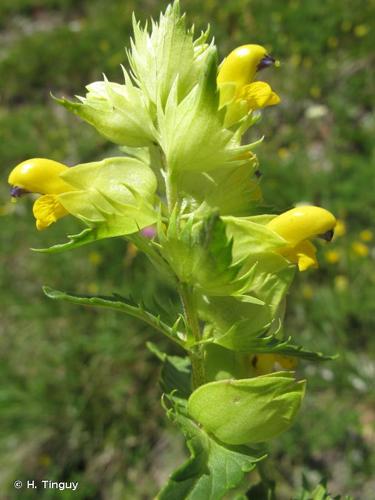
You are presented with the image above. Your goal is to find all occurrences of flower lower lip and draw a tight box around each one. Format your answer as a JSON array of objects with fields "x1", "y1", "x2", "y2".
[
  {"x1": 10, "y1": 186, "x2": 30, "y2": 197},
  {"x1": 257, "y1": 54, "x2": 276, "y2": 71}
]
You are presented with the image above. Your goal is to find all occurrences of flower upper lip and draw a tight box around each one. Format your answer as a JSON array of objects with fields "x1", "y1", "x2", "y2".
[{"x1": 257, "y1": 54, "x2": 276, "y2": 71}]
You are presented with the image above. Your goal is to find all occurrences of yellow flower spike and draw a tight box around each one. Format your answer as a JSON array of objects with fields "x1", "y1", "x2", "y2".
[
  {"x1": 8, "y1": 158, "x2": 75, "y2": 230},
  {"x1": 8, "y1": 158, "x2": 73, "y2": 195},
  {"x1": 267, "y1": 206, "x2": 336, "y2": 271},
  {"x1": 267, "y1": 206, "x2": 336, "y2": 246},
  {"x1": 217, "y1": 44, "x2": 273, "y2": 92}
]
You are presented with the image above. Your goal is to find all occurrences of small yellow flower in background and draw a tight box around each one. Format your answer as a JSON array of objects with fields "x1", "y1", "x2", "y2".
[
  {"x1": 354, "y1": 24, "x2": 369, "y2": 37},
  {"x1": 302, "y1": 57, "x2": 312, "y2": 69},
  {"x1": 277, "y1": 147, "x2": 291, "y2": 160},
  {"x1": 267, "y1": 205, "x2": 337, "y2": 271},
  {"x1": 352, "y1": 241, "x2": 369, "y2": 257},
  {"x1": 333, "y1": 219, "x2": 346, "y2": 238},
  {"x1": 309, "y1": 86, "x2": 321, "y2": 98},
  {"x1": 334, "y1": 275, "x2": 349, "y2": 292},
  {"x1": 88, "y1": 251, "x2": 103, "y2": 266},
  {"x1": 124, "y1": 242, "x2": 138, "y2": 267},
  {"x1": 251, "y1": 353, "x2": 298, "y2": 376},
  {"x1": 0, "y1": 202, "x2": 14, "y2": 216},
  {"x1": 324, "y1": 249, "x2": 341, "y2": 264},
  {"x1": 8, "y1": 158, "x2": 74, "y2": 230},
  {"x1": 99, "y1": 39, "x2": 110, "y2": 52},
  {"x1": 341, "y1": 20, "x2": 352, "y2": 32},
  {"x1": 327, "y1": 36, "x2": 338, "y2": 49},
  {"x1": 301, "y1": 283, "x2": 314, "y2": 300},
  {"x1": 290, "y1": 53, "x2": 301, "y2": 67},
  {"x1": 217, "y1": 44, "x2": 280, "y2": 127},
  {"x1": 38, "y1": 455, "x2": 52, "y2": 467},
  {"x1": 360, "y1": 229, "x2": 373, "y2": 242}
]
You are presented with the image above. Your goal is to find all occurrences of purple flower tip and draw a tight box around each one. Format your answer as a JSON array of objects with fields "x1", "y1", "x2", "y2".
[
  {"x1": 10, "y1": 186, "x2": 30, "y2": 198},
  {"x1": 257, "y1": 54, "x2": 275, "y2": 71},
  {"x1": 141, "y1": 226, "x2": 156, "y2": 239}
]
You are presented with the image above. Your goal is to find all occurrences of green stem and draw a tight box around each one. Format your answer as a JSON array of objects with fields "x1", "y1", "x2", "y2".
[
  {"x1": 179, "y1": 284, "x2": 205, "y2": 389},
  {"x1": 165, "y1": 169, "x2": 177, "y2": 212},
  {"x1": 160, "y1": 147, "x2": 204, "y2": 388}
]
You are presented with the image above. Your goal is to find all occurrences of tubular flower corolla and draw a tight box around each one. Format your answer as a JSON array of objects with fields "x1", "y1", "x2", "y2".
[
  {"x1": 8, "y1": 158, "x2": 74, "y2": 230},
  {"x1": 251, "y1": 353, "x2": 298, "y2": 376},
  {"x1": 217, "y1": 44, "x2": 280, "y2": 126},
  {"x1": 267, "y1": 206, "x2": 337, "y2": 271}
]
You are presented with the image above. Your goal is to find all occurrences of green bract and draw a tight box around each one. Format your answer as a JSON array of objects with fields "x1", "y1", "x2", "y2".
[
  {"x1": 58, "y1": 157, "x2": 157, "y2": 238},
  {"x1": 56, "y1": 76, "x2": 156, "y2": 147},
  {"x1": 128, "y1": 2, "x2": 212, "y2": 107},
  {"x1": 188, "y1": 373, "x2": 306, "y2": 445}
]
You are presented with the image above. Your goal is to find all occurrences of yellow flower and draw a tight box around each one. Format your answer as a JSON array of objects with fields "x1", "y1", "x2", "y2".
[
  {"x1": 88, "y1": 251, "x2": 103, "y2": 266},
  {"x1": 251, "y1": 353, "x2": 298, "y2": 376},
  {"x1": 333, "y1": 219, "x2": 346, "y2": 238},
  {"x1": 354, "y1": 24, "x2": 369, "y2": 37},
  {"x1": 301, "y1": 283, "x2": 314, "y2": 299},
  {"x1": 8, "y1": 158, "x2": 74, "y2": 230},
  {"x1": 360, "y1": 229, "x2": 373, "y2": 242},
  {"x1": 267, "y1": 206, "x2": 337, "y2": 271},
  {"x1": 324, "y1": 249, "x2": 341, "y2": 264},
  {"x1": 217, "y1": 44, "x2": 280, "y2": 126},
  {"x1": 218, "y1": 44, "x2": 271, "y2": 91},
  {"x1": 352, "y1": 241, "x2": 369, "y2": 257},
  {"x1": 334, "y1": 275, "x2": 349, "y2": 292}
]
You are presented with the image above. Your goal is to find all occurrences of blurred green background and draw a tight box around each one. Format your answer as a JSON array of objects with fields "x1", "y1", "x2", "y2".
[{"x1": 0, "y1": 0, "x2": 374, "y2": 498}]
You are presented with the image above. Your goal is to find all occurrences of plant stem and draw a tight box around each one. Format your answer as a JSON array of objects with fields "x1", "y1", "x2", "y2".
[
  {"x1": 160, "y1": 147, "x2": 204, "y2": 388},
  {"x1": 179, "y1": 283, "x2": 205, "y2": 389},
  {"x1": 165, "y1": 170, "x2": 177, "y2": 212}
]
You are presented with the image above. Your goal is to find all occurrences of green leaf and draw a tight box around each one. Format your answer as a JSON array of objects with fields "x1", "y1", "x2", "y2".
[
  {"x1": 32, "y1": 227, "x2": 98, "y2": 253},
  {"x1": 57, "y1": 156, "x2": 158, "y2": 237},
  {"x1": 188, "y1": 373, "x2": 306, "y2": 445},
  {"x1": 43, "y1": 287, "x2": 184, "y2": 347},
  {"x1": 249, "y1": 336, "x2": 337, "y2": 361},
  {"x1": 217, "y1": 331, "x2": 336, "y2": 361},
  {"x1": 158, "y1": 395, "x2": 266, "y2": 500},
  {"x1": 295, "y1": 476, "x2": 350, "y2": 500},
  {"x1": 147, "y1": 341, "x2": 191, "y2": 398},
  {"x1": 55, "y1": 74, "x2": 156, "y2": 147}
]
